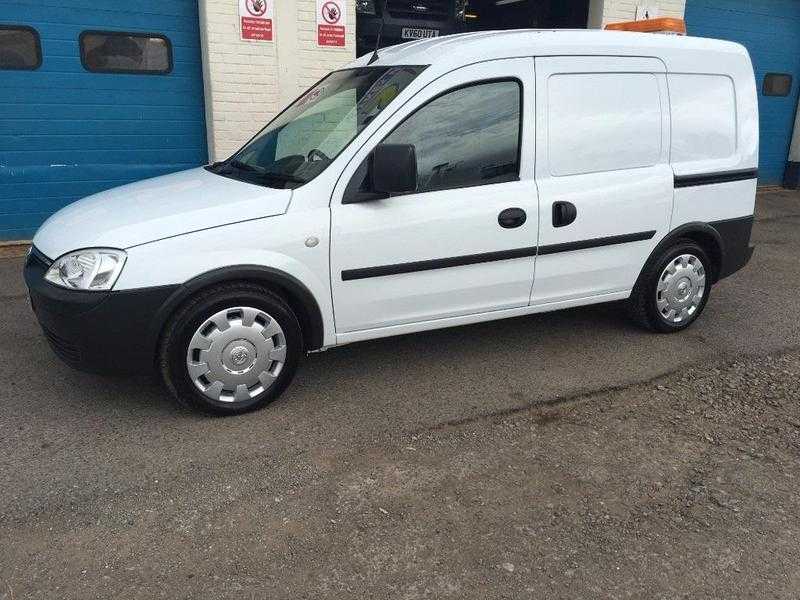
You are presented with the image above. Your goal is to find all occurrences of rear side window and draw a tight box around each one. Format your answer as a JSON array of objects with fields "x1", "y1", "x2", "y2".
[
  {"x1": 80, "y1": 31, "x2": 172, "y2": 74},
  {"x1": 382, "y1": 79, "x2": 522, "y2": 193},
  {"x1": 669, "y1": 74, "x2": 736, "y2": 163},
  {"x1": 547, "y1": 73, "x2": 662, "y2": 176},
  {"x1": 0, "y1": 25, "x2": 41, "y2": 70}
]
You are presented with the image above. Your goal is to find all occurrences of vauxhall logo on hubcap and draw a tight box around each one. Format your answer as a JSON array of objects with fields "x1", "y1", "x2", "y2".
[{"x1": 230, "y1": 346, "x2": 251, "y2": 366}]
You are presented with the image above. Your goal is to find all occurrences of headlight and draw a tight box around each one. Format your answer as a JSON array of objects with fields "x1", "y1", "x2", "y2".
[
  {"x1": 44, "y1": 248, "x2": 127, "y2": 291},
  {"x1": 356, "y1": 0, "x2": 377, "y2": 14}
]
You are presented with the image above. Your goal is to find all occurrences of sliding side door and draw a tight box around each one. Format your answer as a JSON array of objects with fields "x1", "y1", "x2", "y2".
[{"x1": 531, "y1": 56, "x2": 673, "y2": 305}]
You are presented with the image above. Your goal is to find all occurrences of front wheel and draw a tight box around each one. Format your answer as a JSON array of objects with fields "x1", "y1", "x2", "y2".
[
  {"x1": 158, "y1": 283, "x2": 302, "y2": 415},
  {"x1": 628, "y1": 240, "x2": 712, "y2": 333}
]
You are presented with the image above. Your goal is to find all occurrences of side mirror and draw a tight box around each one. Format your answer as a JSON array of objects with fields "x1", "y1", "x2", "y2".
[{"x1": 372, "y1": 143, "x2": 417, "y2": 195}]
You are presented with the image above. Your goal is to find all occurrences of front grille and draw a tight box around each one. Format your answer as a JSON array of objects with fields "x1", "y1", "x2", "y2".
[
  {"x1": 42, "y1": 326, "x2": 82, "y2": 365},
  {"x1": 387, "y1": 0, "x2": 450, "y2": 20}
]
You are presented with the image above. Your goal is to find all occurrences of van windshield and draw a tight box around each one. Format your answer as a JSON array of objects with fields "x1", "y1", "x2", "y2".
[{"x1": 206, "y1": 65, "x2": 426, "y2": 189}]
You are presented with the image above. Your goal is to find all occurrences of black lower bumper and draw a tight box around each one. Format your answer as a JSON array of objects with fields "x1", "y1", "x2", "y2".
[
  {"x1": 24, "y1": 249, "x2": 177, "y2": 374},
  {"x1": 709, "y1": 215, "x2": 755, "y2": 280}
]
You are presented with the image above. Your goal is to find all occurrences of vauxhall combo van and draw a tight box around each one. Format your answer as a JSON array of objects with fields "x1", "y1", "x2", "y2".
[{"x1": 25, "y1": 30, "x2": 758, "y2": 415}]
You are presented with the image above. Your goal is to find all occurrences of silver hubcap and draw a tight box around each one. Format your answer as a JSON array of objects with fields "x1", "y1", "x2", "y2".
[
  {"x1": 656, "y1": 253, "x2": 706, "y2": 324},
  {"x1": 186, "y1": 307, "x2": 287, "y2": 403}
]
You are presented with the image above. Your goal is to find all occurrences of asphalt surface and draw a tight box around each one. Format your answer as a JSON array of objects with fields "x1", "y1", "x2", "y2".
[{"x1": 1, "y1": 190, "x2": 799, "y2": 599}]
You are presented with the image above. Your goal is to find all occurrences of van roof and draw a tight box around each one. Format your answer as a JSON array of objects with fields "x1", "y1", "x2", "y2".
[{"x1": 348, "y1": 29, "x2": 750, "y2": 74}]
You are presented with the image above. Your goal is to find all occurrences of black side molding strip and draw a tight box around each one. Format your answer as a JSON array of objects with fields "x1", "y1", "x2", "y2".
[
  {"x1": 537, "y1": 230, "x2": 656, "y2": 256},
  {"x1": 341, "y1": 230, "x2": 656, "y2": 281},
  {"x1": 674, "y1": 169, "x2": 758, "y2": 188},
  {"x1": 342, "y1": 246, "x2": 538, "y2": 281}
]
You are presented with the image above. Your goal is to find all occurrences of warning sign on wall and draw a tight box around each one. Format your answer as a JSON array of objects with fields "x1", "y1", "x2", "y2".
[
  {"x1": 239, "y1": 0, "x2": 273, "y2": 41},
  {"x1": 317, "y1": 0, "x2": 346, "y2": 47}
]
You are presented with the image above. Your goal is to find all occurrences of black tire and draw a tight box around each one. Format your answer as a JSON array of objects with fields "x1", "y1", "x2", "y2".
[
  {"x1": 158, "y1": 282, "x2": 302, "y2": 415},
  {"x1": 628, "y1": 239, "x2": 713, "y2": 333}
]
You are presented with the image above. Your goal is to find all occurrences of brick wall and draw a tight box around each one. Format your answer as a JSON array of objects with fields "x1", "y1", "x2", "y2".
[
  {"x1": 296, "y1": 0, "x2": 355, "y2": 93},
  {"x1": 199, "y1": 0, "x2": 355, "y2": 161}
]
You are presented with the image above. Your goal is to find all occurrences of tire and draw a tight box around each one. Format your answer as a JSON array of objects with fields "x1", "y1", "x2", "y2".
[
  {"x1": 158, "y1": 282, "x2": 303, "y2": 415},
  {"x1": 628, "y1": 239, "x2": 713, "y2": 333}
]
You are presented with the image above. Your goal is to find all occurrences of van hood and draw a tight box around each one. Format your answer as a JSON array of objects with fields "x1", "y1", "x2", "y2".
[{"x1": 33, "y1": 167, "x2": 292, "y2": 259}]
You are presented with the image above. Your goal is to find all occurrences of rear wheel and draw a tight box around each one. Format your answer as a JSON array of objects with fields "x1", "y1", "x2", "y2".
[
  {"x1": 159, "y1": 283, "x2": 302, "y2": 415},
  {"x1": 629, "y1": 240, "x2": 712, "y2": 333}
]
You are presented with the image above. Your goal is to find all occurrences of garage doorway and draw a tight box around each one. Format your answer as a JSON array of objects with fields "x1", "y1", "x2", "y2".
[
  {"x1": 356, "y1": 0, "x2": 590, "y2": 58},
  {"x1": 464, "y1": 0, "x2": 589, "y2": 31}
]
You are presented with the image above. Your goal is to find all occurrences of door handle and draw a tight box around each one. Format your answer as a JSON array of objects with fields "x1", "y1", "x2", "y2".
[
  {"x1": 552, "y1": 201, "x2": 577, "y2": 228},
  {"x1": 498, "y1": 207, "x2": 527, "y2": 229}
]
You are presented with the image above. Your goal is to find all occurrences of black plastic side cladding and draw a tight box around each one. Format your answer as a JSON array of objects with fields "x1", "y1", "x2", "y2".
[
  {"x1": 709, "y1": 215, "x2": 755, "y2": 280},
  {"x1": 151, "y1": 266, "x2": 326, "y2": 352}
]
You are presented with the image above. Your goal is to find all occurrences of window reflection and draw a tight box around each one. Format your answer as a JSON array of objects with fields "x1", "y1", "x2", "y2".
[
  {"x1": 384, "y1": 80, "x2": 521, "y2": 193},
  {"x1": 0, "y1": 27, "x2": 41, "y2": 70},
  {"x1": 81, "y1": 32, "x2": 171, "y2": 74}
]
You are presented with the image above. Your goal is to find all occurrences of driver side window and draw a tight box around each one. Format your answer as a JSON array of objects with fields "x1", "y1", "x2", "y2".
[{"x1": 383, "y1": 79, "x2": 522, "y2": 193}]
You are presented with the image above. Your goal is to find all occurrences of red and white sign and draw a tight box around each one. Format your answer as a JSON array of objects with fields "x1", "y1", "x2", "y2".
[
  {"x1": 239, "y1": 0, "x2": 273, "y2": 41},
  {"x1": 317, "y1": 0, "x2": 346, "y2": 47}
]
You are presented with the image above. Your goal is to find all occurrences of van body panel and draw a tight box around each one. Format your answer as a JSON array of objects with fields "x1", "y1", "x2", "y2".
[
  {"x1": 672, "y1": 179, "x2": 758, "y2": 229},
  {"x1": 329, "y1": 58, "x2": 539, "y2": 334},
  {"x1": 32, "y1": 167, "x2": 292, "y2": 259},
  {"x1": 531, "y1": 56, "x2": 674, "y2": 305},
  {"x1": 116, "y1": 209, "x2": 338, "y2": 348},
  {"x1": 666, "y1": 44, "x2": 759, "y2": 238}
]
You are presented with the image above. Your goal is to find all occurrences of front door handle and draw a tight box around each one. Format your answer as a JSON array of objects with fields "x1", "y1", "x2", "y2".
[
  {"x1": 498, "y1": 207, "x2": 527, "y2": 229},
  {"x1": 552, "y1": 201, "x2": 577, "y2": 227}
]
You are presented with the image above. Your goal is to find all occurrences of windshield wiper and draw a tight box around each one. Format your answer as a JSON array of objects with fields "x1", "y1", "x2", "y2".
[
  {"x1": 227, "y1": 159, "x2": 258, "y2": 172},
  {"x1": 255, "y1": 171, "x2": 307, "y2": 185},
  {"x1": 208, "y1": 159, "x2": 306, "y2": 186},
  {"x1": 208, "y1": 158, "x2": 257, "y2": 173}
]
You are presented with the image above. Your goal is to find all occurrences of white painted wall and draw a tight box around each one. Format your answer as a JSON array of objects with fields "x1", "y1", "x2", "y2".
[
  {"x1": 588, "y1": 0, "x2": 686, "y2": 28},
  {"x1": 199, "y1": 0, "x2": 355, "y2": 161}
]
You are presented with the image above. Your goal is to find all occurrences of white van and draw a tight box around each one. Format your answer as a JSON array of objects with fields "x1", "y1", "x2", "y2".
[{"x1": 25, "y1": 30, "x2": 758, "y2": 415}]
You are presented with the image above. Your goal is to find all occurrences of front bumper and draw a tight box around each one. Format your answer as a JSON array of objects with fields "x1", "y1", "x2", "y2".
[{"x1": 24, "y1": 247, "x2": 177, "y2": 374}]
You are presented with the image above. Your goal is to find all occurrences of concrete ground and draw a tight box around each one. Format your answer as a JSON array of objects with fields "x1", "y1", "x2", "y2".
[{"x1": 1, "y1": 190, "x2": 799, "y2": 599}]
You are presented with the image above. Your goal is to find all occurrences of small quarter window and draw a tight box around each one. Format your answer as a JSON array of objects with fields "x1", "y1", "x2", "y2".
[
  {"x1": 80, "y1": 31, "x2": 172, "y2": 74},
  {"x1": 0, "y1": 25, "x2": 42, "y2": 70},
  {"x1": 763, "y1": 73, "x2": 792, "y2": 97}
]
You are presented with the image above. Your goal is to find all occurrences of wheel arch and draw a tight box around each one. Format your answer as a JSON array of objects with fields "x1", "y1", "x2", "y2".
[
  {"x1": 149, "y1": 265, "x2": 326, "y2": 353},
  {"x1": 635, "y1": 222, "x2": 724, "y2": 290}
]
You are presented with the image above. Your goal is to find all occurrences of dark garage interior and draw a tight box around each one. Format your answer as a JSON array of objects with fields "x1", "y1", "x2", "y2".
[
  {"x1": 464, "y1": 0, "x2": 589, "y2": 31},
  {"x1": 356, "y1": 0, "x2": 590, "y2": 56}
]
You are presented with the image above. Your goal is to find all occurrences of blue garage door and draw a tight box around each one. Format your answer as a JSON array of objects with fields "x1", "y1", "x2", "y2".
[
  {"x1": 0, "y1": 0, "x2": 207, "y2": 241},
  {"x1": 685, "y1": 0, "x2": 800, "y2": 185}
]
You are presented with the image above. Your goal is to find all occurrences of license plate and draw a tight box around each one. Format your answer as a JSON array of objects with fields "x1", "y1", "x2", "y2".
[{"x1": 401, "y1": 27, "x2": 439, "y2": 40}]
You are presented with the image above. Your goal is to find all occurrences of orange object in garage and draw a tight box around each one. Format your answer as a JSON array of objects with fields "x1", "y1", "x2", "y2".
[{"x1": 605, "y1": 18, "x2": 687, "y2": 35}]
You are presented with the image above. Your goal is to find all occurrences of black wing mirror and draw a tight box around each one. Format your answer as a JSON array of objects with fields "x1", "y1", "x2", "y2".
[
  {"x1": 341, "y1": 143, "x2": 418, "y2": 204},
  {"x1": 372, "y1": 143, "x2": 417, "y2": 195}
]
